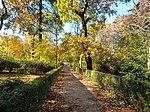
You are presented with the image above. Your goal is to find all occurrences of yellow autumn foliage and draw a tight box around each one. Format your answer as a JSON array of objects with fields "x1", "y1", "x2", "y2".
[{"x1": 0, "y1": 35, "x2": 23, "y2": 59}]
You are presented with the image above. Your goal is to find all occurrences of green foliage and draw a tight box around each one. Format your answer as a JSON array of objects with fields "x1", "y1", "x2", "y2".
[
  {"x1": 21, "y1": 60, "x2": 55, "y2": 74},
  {"x1": 4, "y1": 61, "x2": 20, "y2": 73},
  {"x1": 114, "y1": 34, "x2": 148, "y2": 80},
  {"x1": 0, "y1": 58, "x2": 6, "y2": 72},
  {"x1": 0, "y1": 79, "x2": 24, "y2": 92},
  {"x1": 55, "y1": 0, "x2": 116, "y2": 26},
  {"x1": 76, "y1": 68, "x2": 150, "y2": 111},
  {"x1": 95, "y1": 32, "x2": 149, "y2": 80},
  {"x1": 0, "y1": 57, "x2": 55, "y2": 74},
  {"x1": 0, "y1": 66, "x2": 63, "y2": 112},
  {"x1": 33, "y1": 39, "x2": 56, "y2": 61},
  {"x1": 95, "y1": 56, "x2": 120, "y2": 75},
  {"x1": 0, "y1": 57, "x2": 20, "y2": 72}
]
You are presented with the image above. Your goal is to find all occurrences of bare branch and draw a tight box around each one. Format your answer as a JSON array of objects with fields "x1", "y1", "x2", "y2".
[{"x1": 129, "y1": 24, "x2": 148, "y2": 32}]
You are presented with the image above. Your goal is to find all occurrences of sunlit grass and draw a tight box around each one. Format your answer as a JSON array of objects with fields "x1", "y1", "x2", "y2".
[{"x1": 0, "y1": 73, "x2": 41, "y2": 83}]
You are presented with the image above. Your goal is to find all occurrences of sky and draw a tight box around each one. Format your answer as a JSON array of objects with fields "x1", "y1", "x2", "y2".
[
  {"x1": 106, "y1": 1, "x2": 137, "y2": 23},
  {"x1": 63, "y1": 1, "x2": 138, "y2": 33},
  {"x1": 0, "y1": 0, "x2": 138, "y2": 36}
]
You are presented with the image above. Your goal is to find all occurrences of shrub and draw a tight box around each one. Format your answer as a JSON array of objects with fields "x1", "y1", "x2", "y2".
[
  {"x1": 0, "y1": 58, "x2": 20, "y2": 72},
  {"x1": 0, "y1": 79, "x2": 24, "y2": 92},
  {"x1": 0, "y1": 65, "x2": 63, "y2": 112},
  {"x1": 76, "y1": 68, "x2": 150, "y2": 111},
  {"x1": 0, "y1": 59, "x2": 6, "y2": 72},
  {"x1": 21, "y1": 61, "x2": 55, "y2": 74},
  {"x1": 5, "y1": 60, "x2": 20, "y2": 73},
  {"x1": 95, "y1": 57, "x2": 120, "y2": 76}
]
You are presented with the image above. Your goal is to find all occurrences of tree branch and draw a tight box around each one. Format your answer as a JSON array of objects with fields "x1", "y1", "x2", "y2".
[
  {"x1": 74, "y1": 10, "x2": 84, "y2": 18},
  {"x1": 0, "y1": 0, "x2": 8, "y2": 30},
  {"x1": 129, "y1": 23, "x2": 148, "y2": 32},
  {"x1": 74, "y1": 0, "x2": 88, "y2": 19},
  {"x1": 85, "y1": 17, "x2": 92, "y2": 24},
  {"x1": 83, "y1": 0, "x2": 88, "y2": 14}
]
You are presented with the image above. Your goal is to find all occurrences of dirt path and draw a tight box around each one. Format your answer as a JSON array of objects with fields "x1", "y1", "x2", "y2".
[{"x1": 40, "y1": 66, "x2": 134, "y2": 112}]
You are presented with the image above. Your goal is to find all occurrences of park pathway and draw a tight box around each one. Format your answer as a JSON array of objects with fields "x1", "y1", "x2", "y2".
[{"x1": 40, "y1": 65, "x2": 134, "y2": 112}]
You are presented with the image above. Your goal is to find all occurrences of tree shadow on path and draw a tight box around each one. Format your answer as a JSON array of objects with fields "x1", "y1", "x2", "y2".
[
  {"x1": 40, "y1": 65, "x2": 103, "y2": 112},
  {"x1": 40, "y1": 65, "x2": 134, "y2": 112}
]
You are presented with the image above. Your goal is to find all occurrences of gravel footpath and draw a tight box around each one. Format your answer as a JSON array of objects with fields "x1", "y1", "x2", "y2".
[
  {"x1": 40, "y1": 65, "x2": 103, "y2": 112},
  {"x1": 61, "y1": 66, "x2": 103, "y2": 112},
  {"x1": 40, "y1": 65, "x2": 134, "y2": 112}
]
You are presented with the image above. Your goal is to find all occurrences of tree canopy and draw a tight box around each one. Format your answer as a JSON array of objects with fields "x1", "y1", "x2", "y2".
[{"x1": 0, "y1": 0, "x2": 149, "y2": 72}]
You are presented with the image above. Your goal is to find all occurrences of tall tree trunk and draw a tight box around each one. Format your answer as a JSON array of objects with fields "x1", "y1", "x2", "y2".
[
  {"x1": 85, "y1": 53, "x2": 92, "y2": 70},
  {"x1": 82, "y1": 19, "x2": 88, "y2": 37},
  {"x1": 79, "y1": 55, "x2": 82, "y2": 68},
  {"x1": 31, "y1": 37, "x2": 35, "y2": 59},
  {"x1": 82, "y1": 19, "x2": 92, "y2": 70},
  {"x1": 39, "y1": 0, "x2": 42, "y2": 41},
  {"x1": 74, "y1": 1, "x2": 92, "y2": 70},
  {"x1": 55, "y1": 28, "x2": 58, "y2": 68}
]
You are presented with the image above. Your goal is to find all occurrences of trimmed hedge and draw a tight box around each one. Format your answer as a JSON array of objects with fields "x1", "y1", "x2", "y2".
[
  {"x1": 0, "y1": 58, "x2": 20, "y2": 72},
  {"x1": 0, "y1": 79, "x2": 24, "y2": 92},
  {"x1": 75, "y1": 67, "x2": 150, "y2": 111},
  {"x1": 19, "y1": 61, "x2": 55, "y2": 74},
  {"x1": 0, "y1": 58, "x2": 55, "y2": 74},
  {"x1": 0, "y1": 65, "x2": 63, "y2": 112}
]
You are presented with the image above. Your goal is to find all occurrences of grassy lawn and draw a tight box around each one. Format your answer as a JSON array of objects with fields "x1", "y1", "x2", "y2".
[
  {"x1": 0, "y1": 72, "x2": 41, "y2": 92},
  {"x1": 0, "y1": 73, "x2": 41, "y2": 83}
]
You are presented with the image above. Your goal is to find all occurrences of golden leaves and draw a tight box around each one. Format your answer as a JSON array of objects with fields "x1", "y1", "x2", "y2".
[
  {"x1": 55, "y1": 0, "x2": 81, "y2": 23},
  {"x1": 67, "y1": 35, "x2": 107, "y2": 58},
  {"x1": 0, "y1": 36, "x2": 23, "y2": 59},
  {"x1": 7, "y1": 0, "x2": 30, "y2": 9}
]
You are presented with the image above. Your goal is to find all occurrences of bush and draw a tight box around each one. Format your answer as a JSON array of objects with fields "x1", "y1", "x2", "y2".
[
  {"x1": 21, "y1": 61, "x2": 55, "y2": 74},
  {"x1": 0, "y1": 65, "x2": 63, "y2": 112},
  {"x1": 5, "y1": 60, "x2": 20, "y2": 73},
  {"x1": 0, "y1": 79, "x2": 24, "y2": 92},
  {"x1": 0, "y1": 58, "x2": 20, "y2": 73},
  {"x1": 76, "y1": 68, "x2": 150, "y2": 111},
  {"x1": 95, "y1": 57, "x2": 120, "y2": 76},
  {"x1": 0, "y1": 59, "x2": 6, "y2": 72},
  {"x1": 0, "y1": 59, "x2": 55, "y2": 74}
]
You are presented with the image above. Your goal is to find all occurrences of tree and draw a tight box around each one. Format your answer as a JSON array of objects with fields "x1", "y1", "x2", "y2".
[
  {"x1": 55, "y1": 0, "x2": 131, "y2": 70},
  {"x1": 0, "y1": 0, "x2": 8, "y2": 30},
  {"x1": 39, "y1": 0, "x2": 43, "y2": 41},
  {"x1": 0, "y1": 0, "x2": 57, "y2": 39},
  {"x1": 124, "y1": 0, "x2": 150, "y2": 70},
  {"x1": 95, "y1": 0, "x2": 150, "y2": 78},
  {"x1": 62, "y1": 34, "x2": 107, "y2": 69},
  {"x1": 22, "y1": 36, "x2": 34, "y2": 59},
  {"x1": 38, "y1": 0, "x2": 57, "y2": 41},
  {"x1": 0, "y1": 35, "x2": 23, "y2": 59},
  {"x1": 34, "y1": 38, "x2": 55, "y2": 61},
  {"x1": 1, "y1": 0, "x2": 38, "y2": 35}
]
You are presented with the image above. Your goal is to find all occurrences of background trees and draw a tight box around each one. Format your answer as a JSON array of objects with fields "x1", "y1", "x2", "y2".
[
  {"x1": 55, "y1": 0, "x2": 124, "y2": 70},
  {"x1": 0, "y1": 0, "x2": 149, "y2": 111},
  {"x1": 95, "y1": 0, "x2": 150, "y2": 79},
  {"x1": 0, "y1": 35, "x2": 23, "y2": 59},
  {"x1": 0, "y1": 0, "x2": 149, "y2": 76}
]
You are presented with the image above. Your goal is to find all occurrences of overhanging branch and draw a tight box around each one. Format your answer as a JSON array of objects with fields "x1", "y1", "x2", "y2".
[
  {"x1": 0, "y1": 0, "x2": 8, "y2": 30},
  {"x1": 74, "y1": 0, "x2": 88, "y2": 19},
  {"x1": 85, "y1": 17, "x2": 92, "y2": 24}
]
